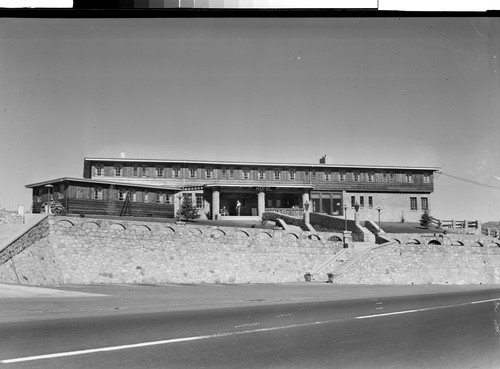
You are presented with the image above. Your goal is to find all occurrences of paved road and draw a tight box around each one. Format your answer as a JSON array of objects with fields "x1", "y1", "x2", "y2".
[{"x1": 1, "y1": 285, "x2": 500, "y2": 368}]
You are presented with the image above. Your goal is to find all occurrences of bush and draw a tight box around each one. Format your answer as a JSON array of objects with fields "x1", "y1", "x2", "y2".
[
  {"x1": 420, "y1": 210, "x2": 431, "y2": 228},
  {"x1": 176, "y1": 196, "x2": 200, "y2": 221}
]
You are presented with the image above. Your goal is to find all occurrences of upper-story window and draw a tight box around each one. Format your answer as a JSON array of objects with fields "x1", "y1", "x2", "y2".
[
  {"x1": 324, "y1": 172, "x2": 331, "y2": 181},
  {"x1": 95, "y1": 165, "x2": 103, "y2": 176},
  {"x1": 258, "y1": 169, "x2": 265, "y2": 180},
  {"x1": 221, "y1": 169, "x2": 227, "y2": 179},
  {"x1": 339, "y1": 173, "x2": 346, "y2": 181},
  {"x1": 311, "y1": 171, "x2": 316, "y2": 181},
  {"x1": 206, "y1": 169, "x2": 212, "y2": 179},
  {"x1": 189, "y1": 168, "x2": 196, "y2": 178},
  {"x1": 156, "y1": 168, "x2": 163, "y2": 177},
  {"x1": 353, "y1": 173, "x2": 360, "y2": 182},
  {"x1": 172, "y1": 168, "x2": 180, "y2": 178},
  {"x1": 382, "y1": 173, "x2": 388, "y2": 182},
  {"x1": 229, "y1": 169, "x2": 234, "y2": 179},
  {"x1": 405, "y1": 174, "x2": 413, "y2": 183},
  {"x1": 115, "y1": 166, "x2": 122, "y2": 177},
  {"x1": 305, "y1": 171, "x2": 310, "y2": 181},
  {"x1": 289, "y1": 170, "x2": 296, "y2": 180},
  {"x1": 141, "y1": 167, "x2": 147, "y2": 177},
  {"x1": 389, "y1": 173, "x2": 395, "y2": 182},
  {"x1": 274, "y1": 170, "x2": 281, "y2": 180},
  {"x1": 423, "y1": 174, "x2": 431, "y2": 183},
  {"x1": 132, "y1": 167, "x2": 138, "y2": 177},
  {"x1": 367, "y1": 173, "x2": 374, "y2": 182},
  {"x1": 242, "y1": 169, "x2": 250, "y2": 180}
]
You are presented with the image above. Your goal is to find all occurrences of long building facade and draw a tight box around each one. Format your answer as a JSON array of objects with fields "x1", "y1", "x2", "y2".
[
  {"x1": 77, "y1": 155, "x2": 437, "y2": 222},
  {"x1": 27, "y1": 155, "x2": 439, "y2": 222}
]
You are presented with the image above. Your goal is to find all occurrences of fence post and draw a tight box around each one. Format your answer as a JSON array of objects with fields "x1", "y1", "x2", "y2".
[
  {"x1": 452, "y1": 220, "x2": 455, "y2": 229},
  {"x1": 464, "y1": 220, "x2": 468, "y2": 229}
]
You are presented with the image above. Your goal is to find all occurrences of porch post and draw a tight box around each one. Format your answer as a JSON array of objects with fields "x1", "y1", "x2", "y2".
[
  {"x1": 212, "y1": 189, "x2": 220, "y2": 220},
  {"x1": 257, "y1": 190, "x2": 265, "y2": 218},
  {"x1": 302, "y1": 191, "x2": 310, "y2": 208}
]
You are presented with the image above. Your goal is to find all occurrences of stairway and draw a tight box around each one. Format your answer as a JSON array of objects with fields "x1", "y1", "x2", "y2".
[{"x1": 313, "y1": 242, "x2": 378, "y2": 281}]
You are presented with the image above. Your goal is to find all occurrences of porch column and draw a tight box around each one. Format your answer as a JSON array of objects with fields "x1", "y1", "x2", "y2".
[
  {"x1": 257, "y1": 190, "x2": 266, "y2": 218},
  {"x1": 302, "y1": 191, "x2": 310, "y2": 208},
  {"x1": 212, "y1": 189, "x2": 220, "y2": 220}
]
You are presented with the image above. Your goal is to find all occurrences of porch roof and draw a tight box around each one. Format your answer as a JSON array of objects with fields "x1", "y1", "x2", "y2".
[
  {"x1": 204, "y1": 183, "x2": 315, "y2": 189},
  {"x1": 25, "y1": 177, "x2": 181, "y2": 191}
]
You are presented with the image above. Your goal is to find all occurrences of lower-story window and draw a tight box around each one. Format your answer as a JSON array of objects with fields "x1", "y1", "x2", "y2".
[
  {"x1": 410, "y1": 197, "x2": 418, "y2": 210},
  {"x1": 195, "y1": 194, "x2": 203, "y2": 209},
  {"x1": 421, "y1": 197, "x2": 428, "y2": 211},
  {"x1": 368, "y1": 196, "x2": 373, "y2": 209}
]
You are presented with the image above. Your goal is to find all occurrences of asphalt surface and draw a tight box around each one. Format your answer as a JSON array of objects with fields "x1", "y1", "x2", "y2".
[{"x1": 1, "y1": 284, "x2": 500, "y2": 368}]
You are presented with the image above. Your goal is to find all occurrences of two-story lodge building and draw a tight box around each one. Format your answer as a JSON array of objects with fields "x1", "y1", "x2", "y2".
[{"x1": 26, "y1": 155, "x2": 440, "y2": 222}]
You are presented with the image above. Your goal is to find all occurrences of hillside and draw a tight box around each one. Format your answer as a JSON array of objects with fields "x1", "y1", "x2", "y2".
[{"x1": 483, "y1": 221, "x2": 500, "y2": 230}]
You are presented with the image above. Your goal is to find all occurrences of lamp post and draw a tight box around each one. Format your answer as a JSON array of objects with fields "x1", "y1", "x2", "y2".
[
  {"x1": 377, "y1": 207, "x2": 382, "y2": 244},
  {"x1": 343, "y1": 204, "x2": 348, "y2": 248},
  {"x1": 44, "y1": 184, "x2": 53, "y2": 214}
]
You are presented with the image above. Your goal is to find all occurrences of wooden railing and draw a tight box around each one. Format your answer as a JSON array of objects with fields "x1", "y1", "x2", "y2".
[{"x1": 430, "y1": 216, "x2": 480, "y2": 229}]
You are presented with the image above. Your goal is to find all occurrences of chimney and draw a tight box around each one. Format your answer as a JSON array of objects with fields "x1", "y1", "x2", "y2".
[
  {"x1": 319, "y1": 155, "x2": 331, "y2": 164},
  {"x1": 120, "y1": 152, "x2": 126, "y2": 158}
]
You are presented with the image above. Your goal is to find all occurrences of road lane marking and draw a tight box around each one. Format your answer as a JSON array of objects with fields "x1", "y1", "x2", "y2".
[
  {"x1": 356, "y1": 297, "x2": 500, "y2": 319},
  {"x1": 3, "y1": 297, "x2": 499, "y2": 364}
]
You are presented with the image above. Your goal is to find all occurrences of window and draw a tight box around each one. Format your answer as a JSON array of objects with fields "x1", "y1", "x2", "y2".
[
  {"x1": 156, "y1": 168, "x2": 163, "y2": 177},
  {"x1": 129, "y1": 191, "x2": 136, "y2": 202},
  {"x1": 368, "y1": 196, "x2": 373, "y2": 209},
  {"x1": 421, "y1": 197, "x2": 429, "y2": 211},
  {"x1": 118, "y1": 189, "x2": 125, "y2": 201},
  {"x1": 156, "y1": 193, "x2": 163, "y2": 203},
  {"x1": 410, "y1": 197, "x2": 418, "y2": 210},
  {"x1": 305, "y1": 172, "x2": 310, "y2": 181},
  {"x1": 243, "y1": 169, "x2": 250, "y2": 180},
  {"x1": 339, "y1": 173, "x2": 346, "y2": 181},
  {"x1": 164, "y1": 194, "x2": 171, "y2": 204},
  {"x1": 144, "y1": 192, "x2": 149, "y2": 203},
  {"x1": 95, "y1": 166, "x2": 103, "y2": 176},
  {"x1": 353, "y1": 173, "x2": 360, "y2": 182},
  {"x1": 312, "y1": 171, "x2": 316, "y2": 181},
  {"x1": 133, "y1": 167, "x2": 138, "y2": 177},
  {"x1": 141, "y1": 167, "x2": 147, "y2": 177},
  {"x1": 274, "y1": 170, "x2": 281, "y2": 180},
  {"x1": 405, "y1": 174, "x2": 413, "y2": 183},
  {"x1": 172, "y1": 168, "x2": 180, "y2": 178},
  {"x1": 221, "y1": 169, "x2": 227, "y2": 179},
  {"x1": 360, "y1": 196, "x2": 364, "y2": 208},
  {"x1": 229, "y1": 169, "x2": 234, "y2": 179},
  {"x1": 324, "y1": 172, "x2": 331, "y2": 181},
  {"x1": 206, "y1": 169, "x2": 212, "y2": 178},
  {"x1": 351, "y1": 196, "x2": 356, "y2": 208},
  {"x1": 382, "y1": 173, "x2": 388, "y2": 182},
  {"x1": 367, "y1": 173, "x2": 374, "y2": 182},
  {"x1": 115, "y1": 166, "x2": 122, "y2": 177},
  {"x1": 258, "y1": 169, "x2": 265, "y2": 180},
  {"x1": 189, "y1": 168, "x2": 196, "y2": 178},
  {"x1": 91, "y1": 188, "x2": 103, "y2": 200},
  {"x1": 289, "y1": 170, "x2": 296, "y2": 180},
  {"x1": 389, "y1": 173, "x2": 395, "y2": 182},
  {"x1": 195, "y1": 193, "x2": 203, "y2": 209},
  {"x1": 423, "y1": 174, "x2": 431, "y2": 183}
]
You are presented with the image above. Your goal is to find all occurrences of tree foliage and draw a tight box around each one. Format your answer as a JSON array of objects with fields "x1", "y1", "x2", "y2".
[
  {"x1": 105, "y1": 185, "x2": 118, "y2": 216},
  {"x1": 420, "y1": 210, "x2": 431, "y2": 228},
  {"x1": 176, "y1": 195, "x2": 200, "y2": 221}
]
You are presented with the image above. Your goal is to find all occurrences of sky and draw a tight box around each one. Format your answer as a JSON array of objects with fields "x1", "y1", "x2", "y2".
[{"x1": 0, "y1": 16, "x2": 499, "y2": 222}]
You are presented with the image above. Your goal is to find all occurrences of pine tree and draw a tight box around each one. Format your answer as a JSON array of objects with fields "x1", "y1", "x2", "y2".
[
  {"x1": 176, "y1": 195, "x2": 200, "y2": 221},
  {"x1": 420, "y1": 210, "x2": 431, "y2": 229}
]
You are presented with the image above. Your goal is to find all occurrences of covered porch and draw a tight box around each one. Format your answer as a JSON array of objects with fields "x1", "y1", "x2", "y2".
[{"x1": 206, "y1": 184, "x2": 314, "y2": 220}]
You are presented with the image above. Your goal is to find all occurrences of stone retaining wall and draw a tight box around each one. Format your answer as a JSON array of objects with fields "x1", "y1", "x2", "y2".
[
  {"x1": 335, "y1": 241, "x2": 500, "y2": 285},
  {"x1": 0, "y1": 210, "x2": 23, "y2": 224},
  {"x1": 0, "y1": 216, "x2": 342, "y2": 285}
]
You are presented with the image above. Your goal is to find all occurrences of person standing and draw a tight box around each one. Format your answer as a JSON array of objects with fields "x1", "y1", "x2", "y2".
[{"x1": 236, "y1": 200, "x2": 241, "y2": 216}]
